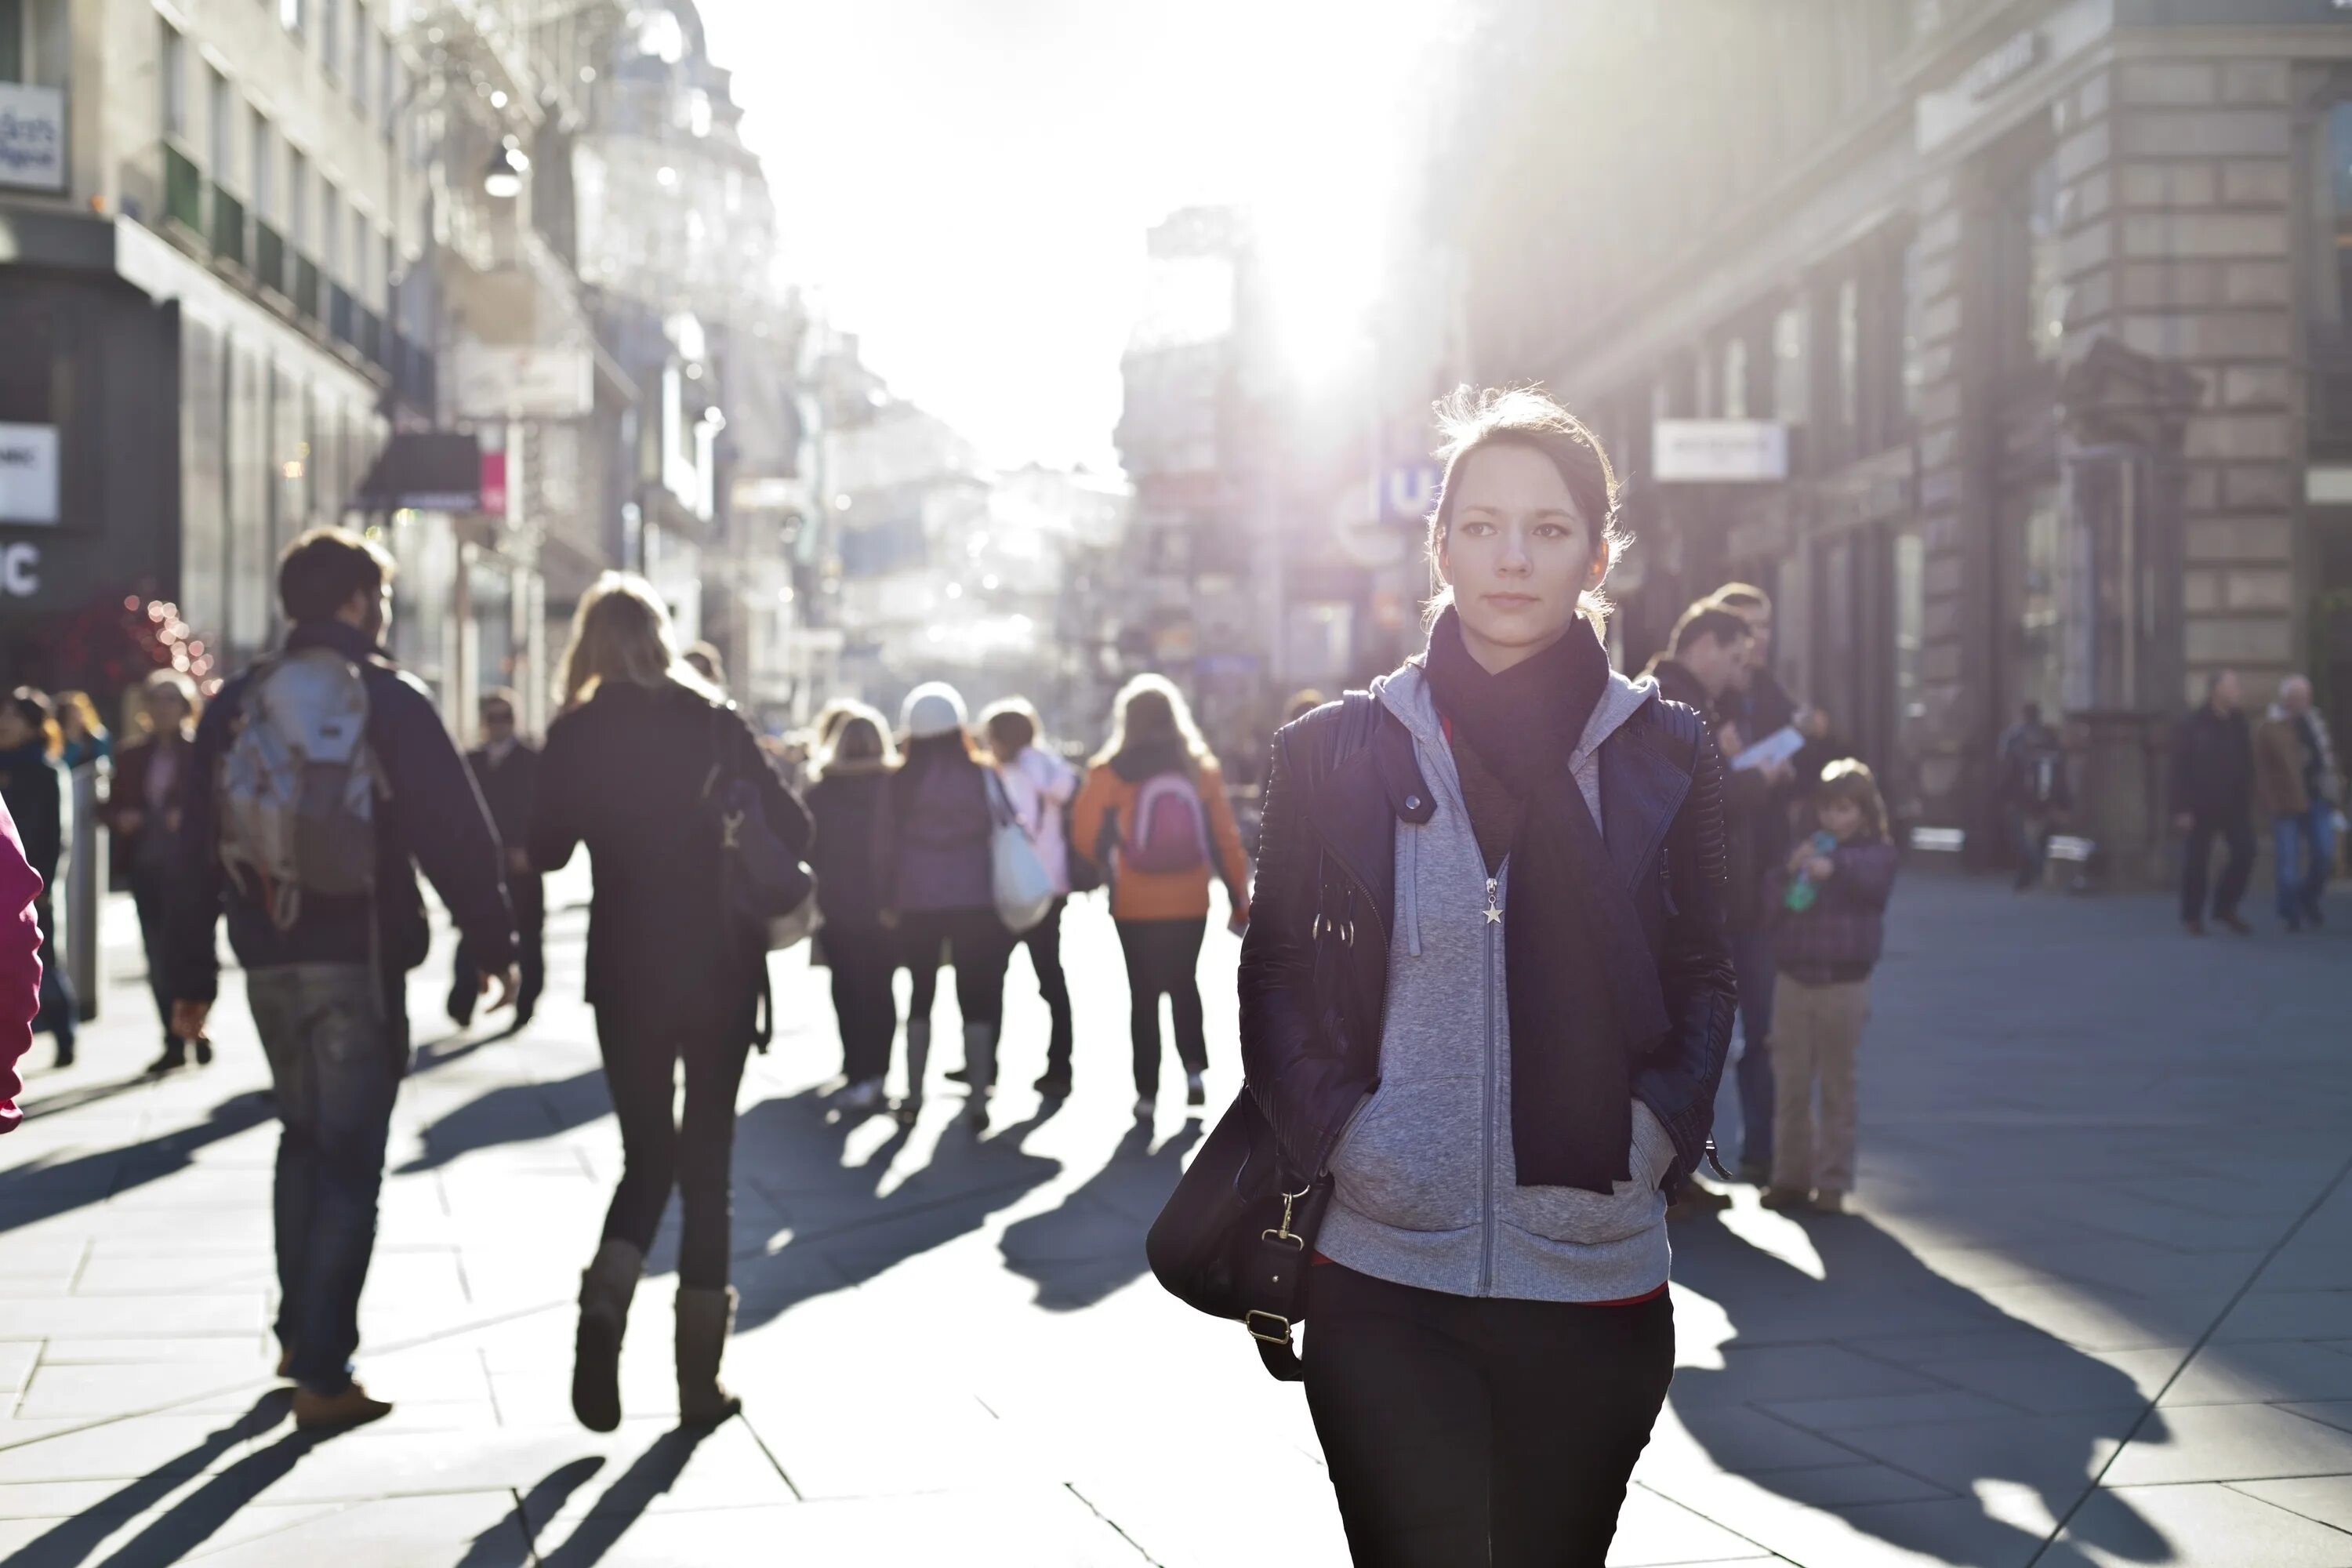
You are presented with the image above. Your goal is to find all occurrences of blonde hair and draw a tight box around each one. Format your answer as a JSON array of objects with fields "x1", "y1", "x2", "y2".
[
  {"x1": 1425, "y1": 385, "x2": 1630, "y2": 627},
  {"x1": 1815, "y1": 757, "x2": 1891, "y2": 844},
  {"x1": 559, "y1": 573, "x2": 718, "y2": 710},
  {"x1": 1093, "y1": 673, "x2": 1210, "y2": 777}
]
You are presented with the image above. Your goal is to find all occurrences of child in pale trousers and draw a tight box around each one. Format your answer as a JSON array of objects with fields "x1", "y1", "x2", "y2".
[{"x1": 1761, "y1": 759, "x2": 1899, "y2": 1215}]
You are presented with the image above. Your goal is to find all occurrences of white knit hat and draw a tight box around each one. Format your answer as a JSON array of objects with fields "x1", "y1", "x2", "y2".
[{"x1": 901, "y1": 681, "x2": 969, "y2": 741}]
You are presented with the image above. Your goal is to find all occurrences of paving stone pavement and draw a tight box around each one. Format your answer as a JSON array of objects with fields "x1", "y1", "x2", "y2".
[{"x1": 0, "y1": 867, "x2": 2347, "y2": 1566}]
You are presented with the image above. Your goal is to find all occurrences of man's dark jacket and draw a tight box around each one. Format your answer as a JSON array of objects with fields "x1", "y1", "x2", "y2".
[
  {"x1": 2169, "y1": 706, "x2": 2254, "y2": 822},
  {"x1": 1650, "y1": 659, "x2": 1768, "y2": 930},
  {"x1": 1237, "y1": 684, "x2": 1737, "y2": 1196},
  {"x1": 168, "y1": 622, "x2": 517, "y2": 1011},
  {"x1": 466, "y1": 741, "x2": 544, "y2": 926}
]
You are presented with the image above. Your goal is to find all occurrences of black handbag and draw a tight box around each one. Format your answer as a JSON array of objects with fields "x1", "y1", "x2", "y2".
[
  {"x1": 1145, "y1": 692, "x2": 1377, "y2": 1381},
  {"x1": 702, "y1": 706, "x2": 818, "y2": 1046},
  {"x1": 1145, "y1": 1089, "x2": 1330, "y2": 1381}
]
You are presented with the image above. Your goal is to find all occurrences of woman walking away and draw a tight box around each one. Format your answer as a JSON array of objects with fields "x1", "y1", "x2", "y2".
[
  {"x1": 0, "y1": 691, "x2": 77, "y2": 1070},
  {"x1": 1243, "y1": 387, "x2": 1736, "y2": 1566},
  {"x1": 0, "y1": 798, "x2": 41, "y2": 1129},
  {"x1": 876, "y1": 682, "x2": 1017, "y2": 1127},
  {"x1": 1761, "y1": 760, "x2": 1897, "y2": 1217},
  {"x1": 531, "y1": 573, "x2": 812, "y2": 1433},
  {"x1": 981, "y1": 699, "x2": 1079, "y2": 1096},
  {"x1": 1072, "y1": 675, "x2": 1250, "y2": 1118},
  {"x1": 107, "y1": 672, "x2": 209, "y2": 1073},
  {"x1": 808, "y1": 703, "x2": 898, "y2": 1114}
]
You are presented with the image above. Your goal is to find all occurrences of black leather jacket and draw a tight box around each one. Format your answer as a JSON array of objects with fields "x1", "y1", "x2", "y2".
[{"x1": 1238, "y1": 688, "x2": 1737, "y2": 1195}]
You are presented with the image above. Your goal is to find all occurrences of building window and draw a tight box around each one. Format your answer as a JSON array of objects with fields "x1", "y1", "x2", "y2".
[
  {"x1": 353, "y1": 24, "x2": 368, "y2": 116},
  {"x1": 289, "y1": 148, "x2": 309, "y2": 248},
  {"x1": 1998, "y1": 153, "x2": 2067, "y2": 372},
  {"x1": 250, "y1": 109, "x2": 272, "y2": 220},
  {"x1": 321, "y1": 0, "x2": 339, "y2": 80},
  {"x1": 280, "y1": 0, "x2": 303, "y2": 36},
  {"x1": 1900, "y1": 238, "x2": 1925, "y2": 421},
  {"x1": 1, "y1": 0, "x2": 23, "y2": 82},
  {"x1": 1835, "y1": 277, "x2": 1860, "y2": 434},
  {"x1": 322, "y1": 183, "x2": 340, "y2": 275},
  {"x1": 379, "y1": 35, "x2": 396, "y2": 139},
  {"x1": 1773, "y1": 304, "x2": 1807, "y2": 424},
  {"x1": 207, "y1": 67, "x2": 230, "y2": 176},
  {"x1": 350, "y1": 208, "x2": 367, "y2": 295},
  {"x1": 1721, "y1": 338, "x2": 1748, "y2": 419},
  {"x1": 162, "y1": 24, "x2": 187, "y2": 140},
  {"x1": 2310, "y1": 100, "x2": 2352, "y2": 331}
]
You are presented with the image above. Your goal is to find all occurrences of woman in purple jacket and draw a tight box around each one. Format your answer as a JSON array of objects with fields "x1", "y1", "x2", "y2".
[{"x1": 1762, "y1": 759, "x2": 1899, "y2": 1215}]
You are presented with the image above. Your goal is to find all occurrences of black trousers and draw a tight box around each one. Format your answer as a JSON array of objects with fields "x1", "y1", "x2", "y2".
[
  {"x1": 1115, "y1": 916, "x2": 1207, "y2": 1098},
  {"x1": 593, "y1": 1010, "x2": 753, "y2": 1289},
  {"x1": 2180, "y1": 812, "x2": 2254, "y2": 923},
  {"x1": 827, "y1": 928, "x2": 899, "y2": 1084},
  {"x1": 1305, "y1": 1265, "x2": 1675, "y2": 1568},
  {"x1": 1018, "y1": 897, "x2": 1074, "y2": 1077},
  {"x1": 901, "y1": 907, "x2": 1016, "y2": 1031},
  {"x1": 129, "y1": 868, "x2": 180, "y2": 1050}
]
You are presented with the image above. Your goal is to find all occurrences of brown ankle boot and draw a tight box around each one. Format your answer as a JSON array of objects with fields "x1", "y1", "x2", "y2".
[
  {"x1": 292, "y1": 1381, "x2": 392, "y2": 1431},
  {"x1": 572, "y1": 1240, "x2": 643, "y2": 1433},
  {"x1": 676, "y1": 1286, "x2": 742, "y2": 1426}
]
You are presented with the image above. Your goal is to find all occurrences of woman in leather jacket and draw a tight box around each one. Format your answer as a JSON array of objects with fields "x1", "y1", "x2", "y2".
[{"x1": 1239, "y1": 388, "x2": 1737, "y2": 1568}]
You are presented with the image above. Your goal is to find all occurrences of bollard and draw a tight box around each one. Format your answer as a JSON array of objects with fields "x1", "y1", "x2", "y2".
[{"x1": 67, "y1": 760, "x2": 106, "y2": 1022}]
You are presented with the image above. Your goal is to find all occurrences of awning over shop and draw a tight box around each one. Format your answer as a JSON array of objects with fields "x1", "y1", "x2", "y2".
[{"x1": 355, "y1": 431, "x2": 483, "y2": 514}]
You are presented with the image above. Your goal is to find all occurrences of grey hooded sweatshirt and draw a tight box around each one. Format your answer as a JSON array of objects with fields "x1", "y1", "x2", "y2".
[{"x1": 1315, "y1": 661, "x2": 1680, "y2": 1303}]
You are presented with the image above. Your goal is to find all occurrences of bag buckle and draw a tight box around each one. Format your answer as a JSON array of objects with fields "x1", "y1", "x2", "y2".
[
  {"x1": 1260, "y1": 1185, "x2": 1312, "y2": 1250},
  {"x1": 1245, "y1": 1309, "x2": 1294, "y2": 1346}
]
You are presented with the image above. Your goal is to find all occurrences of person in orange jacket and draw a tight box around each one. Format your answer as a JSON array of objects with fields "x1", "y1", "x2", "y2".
[{"x1": 1070, "y1": 674, "x2": 1250, "y2": 1116}]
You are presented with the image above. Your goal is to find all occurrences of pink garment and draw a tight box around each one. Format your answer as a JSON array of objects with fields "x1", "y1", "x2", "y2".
[{"x1": 0, "y1": 798, "x2": 43, "y2": 1132}]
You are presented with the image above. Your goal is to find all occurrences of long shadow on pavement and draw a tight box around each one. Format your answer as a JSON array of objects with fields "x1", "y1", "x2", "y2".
[
  {"x1": 0, "y1": 1391, "x2": 319, "y2": 1568},
  {"x1": 1668, "y1": 1211, "x2": 2169, "y2": 1567},
  {"x1": 452, "y1": 1457, "x2": 604, "y2": 1568},
  {"x1": 998, "y1": 1116, "x2": 1202, "y2": 1310},
  {"x1": 0, "y1": 1090, "x2": 274, "y2": 1238},
  {"x1": 528, "y1": 1429, "x2": 711, "y2": 1567},
  {"x1": 723, "y1": 1091, "x2": 1063, "y2": 1332},
  {"x1": 394, "y1": 1070, "x2": 612, "y2": 1174}
]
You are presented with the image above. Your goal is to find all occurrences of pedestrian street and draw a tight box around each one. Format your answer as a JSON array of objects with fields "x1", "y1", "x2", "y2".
[{"x1": 0, "y1": 871, "x2": 2347, "y2": 1567}]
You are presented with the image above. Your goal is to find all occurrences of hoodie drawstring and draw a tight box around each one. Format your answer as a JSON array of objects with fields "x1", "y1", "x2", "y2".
[{"x1": 1403, "y1": 815, "x2": 1424, "y2": 959}]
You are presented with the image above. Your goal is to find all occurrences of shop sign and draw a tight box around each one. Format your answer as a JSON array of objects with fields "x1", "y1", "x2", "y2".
[
  {"x1": 1652, "y1": 420, "x2": 1788, "y2": 484},
  {"x1": 448, "y1": 343, "x2": 593, "y2": 420},
  {"x1": 0, "y1": 543, "x2": 38, "y2": 597},
  {"x1": 481, "y1": 450, "x2": 508, "y2": 517},
  {"x1": 0, "y1": 424, "x2": 60, "y2": 524},
  {"x1": 0, "y1": 85, "x2": 66, "y2": 194},
  {"x1": 1959, "y1": 29, "x2": 2041, "y2": 103}
]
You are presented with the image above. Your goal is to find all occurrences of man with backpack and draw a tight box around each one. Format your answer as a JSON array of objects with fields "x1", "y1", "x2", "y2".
[{"x1": 169, "y1": 529, "x2": 517, "y2": 1431}]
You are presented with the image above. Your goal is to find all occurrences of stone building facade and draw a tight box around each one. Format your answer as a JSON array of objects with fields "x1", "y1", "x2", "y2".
[{"x1": 1420, "y1": 0, "x2": 2352, "y2": 876}]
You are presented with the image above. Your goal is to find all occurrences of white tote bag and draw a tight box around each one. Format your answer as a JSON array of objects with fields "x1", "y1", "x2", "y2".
[{"x1": 986, "y1": 769, "x2": 1056, "y2": 935}]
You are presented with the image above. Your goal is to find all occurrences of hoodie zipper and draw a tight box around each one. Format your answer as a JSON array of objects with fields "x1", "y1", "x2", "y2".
[{"x1": 1479, "y1": 870, "x2": 1501, "y2": 1294}]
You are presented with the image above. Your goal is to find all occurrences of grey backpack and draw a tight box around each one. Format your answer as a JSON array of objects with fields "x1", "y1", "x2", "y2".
[{"x1": 218, "y1": 647, "x2": 385, "y2": 931}]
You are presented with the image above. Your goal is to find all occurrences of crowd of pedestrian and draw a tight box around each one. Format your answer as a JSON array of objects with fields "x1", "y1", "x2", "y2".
[{"x1": 0, "y1": 379, "x2": 2336, "y2": 1565}]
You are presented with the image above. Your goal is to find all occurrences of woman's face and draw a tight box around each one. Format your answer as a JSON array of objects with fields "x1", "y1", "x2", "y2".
[
  {"x1": 1439, "y1": 443, "x2": 1599, "y2": 670},
  {"x1": 1820, "y1": 797, "x2": 1866, "y2": 840},
  {"x1": 59, "y1": 706, "x2": 86, "y2": 739},
  {"x1": 146, "y1": 691, "x2": 190, "y2": 734},
  {"x1": 0, "y1": 710, "x2": 31, "y2": 750}
]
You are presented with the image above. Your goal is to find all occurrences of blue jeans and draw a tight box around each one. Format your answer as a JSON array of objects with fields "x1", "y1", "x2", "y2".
[
  {"x1": 1728, "y1": 927, "x2": 1777, "y2": 1172},
  {"x1": 2273, "y1": 805, "x2": 2338, "y2": 921},
  {"x1": 247, "y1": 964, "x2": 401, "y2": 1396}
]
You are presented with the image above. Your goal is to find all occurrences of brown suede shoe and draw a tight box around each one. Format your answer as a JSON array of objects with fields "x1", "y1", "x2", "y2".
[
  {"x1": 292, "y1": 1382, "x2": 392, "y2": 1432},
  {"x1": 1758, "y1": 1186, "x2": 1812, "y2": 1212},
  {"x1": 1810, "y1": 1190, "x2": 1849, "y2": 1214}
]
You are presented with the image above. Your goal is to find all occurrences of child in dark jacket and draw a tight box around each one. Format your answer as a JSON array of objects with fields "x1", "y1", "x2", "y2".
[{"x1": 1761, "y1": 759, "x2": 1899, "y2": 1214}]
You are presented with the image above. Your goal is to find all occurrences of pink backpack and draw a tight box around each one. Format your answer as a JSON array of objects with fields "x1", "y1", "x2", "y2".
[{"x1": 1123, "y1": 772, "x2": 1210, "y2": 875}]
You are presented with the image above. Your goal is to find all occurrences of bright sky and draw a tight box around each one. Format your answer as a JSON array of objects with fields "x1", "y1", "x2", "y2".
[{"x1": 695, "y1": 0, "x2": 1449, "y2": 474}]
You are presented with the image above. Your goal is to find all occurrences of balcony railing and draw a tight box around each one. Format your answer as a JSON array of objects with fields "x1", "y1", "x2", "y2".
[
  {"x1": 163, "y1": 145, "x2": 205, "y2": 238},
  {"x1": 328, "y1": 285, "x2": 355, "y2": 348},
  {"x1": 209, "y1": 187, "x2": 246, "y2": 269},
  {"x1": 253, "y1": 222, "x2": 286, "y2": 296},
  {"x1": 292, "y1": 255, "x2": 321, "y2": 322}
]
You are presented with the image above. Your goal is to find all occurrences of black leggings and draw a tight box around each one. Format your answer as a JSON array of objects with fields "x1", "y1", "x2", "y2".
[
  {"x1": 1115, "y1": 916, "x2": 1206, "y2": 1098},
  {"x1": 1018, "y1": 897, "x2": 1074, "y2": 1076},
  {"x1": 1305, "y1": 1265, "x2": 1675, "y2": 1568},
  {"x1": 593, "y1": 1011, "x2": 753, "y2": 1289},
  {"x1": 827, "y1": 928, "x2": 899, "y2": 1083},
  {"x1": 901, "y1": 907, "x2": 1016, "y2": 1031}
]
